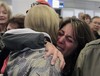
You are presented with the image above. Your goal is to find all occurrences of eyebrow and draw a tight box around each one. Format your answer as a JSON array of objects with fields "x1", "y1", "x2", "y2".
[
  {"x1": 66, "y1": 35, "x2": 74, "y2": 39},
  {"x1": 61, "y1": 30, "x2": 74, "y2": 39}
]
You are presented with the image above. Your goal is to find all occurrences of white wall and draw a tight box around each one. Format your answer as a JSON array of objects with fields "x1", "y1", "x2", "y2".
[
  {"x1": 61, "y1": 0, "x2": 100, "y2": 18},
  {"x1": 61, "y1": 8, "x2": 100, "y2": 18},
  {"x1": 12, "y1": 0, "x2": 36, "y2": 15},
  {"x1": 3, "y1": 0, "x2": 100, "y2": 17}
]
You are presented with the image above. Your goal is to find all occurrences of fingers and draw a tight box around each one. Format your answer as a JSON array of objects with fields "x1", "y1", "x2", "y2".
[
  {"x1": 58, "y1": 51, "x2": 66, "y2": 70},
  {"x1": 45, "y1": 49, "x2": 58, "y2": 65},
  {"x1": 44, "y1": 42, "x2": 55, "y2": 58},
  {"x1": 44, "y1": 51, "x2": 51, "y2": 59},
  {"x1": 60, "y1": 58, "x2": 65, "y2": 70},
  {"x1": 44, "y1": 41, "x2": 65, "y2": 70},
  {"x1": 50, "y1": 49, "x2": 58, "y2": 65}
]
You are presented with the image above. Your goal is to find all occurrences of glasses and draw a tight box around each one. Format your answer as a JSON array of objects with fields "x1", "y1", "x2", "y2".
[{"x1": 93, "y1": 22, "x2": 100, "y2": 25}]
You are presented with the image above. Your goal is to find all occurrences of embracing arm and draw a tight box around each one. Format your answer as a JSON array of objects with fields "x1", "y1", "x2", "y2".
[{"x1": 45, "y1": 42, "x2": 65, "y2": 70}]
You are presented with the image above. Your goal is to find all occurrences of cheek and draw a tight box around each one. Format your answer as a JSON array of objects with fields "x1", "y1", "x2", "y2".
[
  {"x1": 91, "y1": 24, "x2": 95, "y2": 28},
  {"x1": 4, "y1": 14, "x2": 8, "y2": 19},
  {"x1": 63, "y1": 43, "x2": 76, "y2": 57},
  {"x1": 7, "y1": 26, "x2": 11, "y2": 30},
  {"x1": 4, "y1": 15, "x2": 8, "y2": 22},
  {"x1": 98, "y1": 26, "x2": 100, "y2": 28},
  {"x1": 57, "y1": 36, "x2": 60, "y2": 40},
  {"x1": 4, "y1": 14, "x2": 9, "y2": 19}
]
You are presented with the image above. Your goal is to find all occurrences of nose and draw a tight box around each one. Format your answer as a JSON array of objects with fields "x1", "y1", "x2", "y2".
[
  {"x1": 57, "y1": 36, "x2": 65, "y2": 44},
  {"x1": 0, "y1": 12, "x2": 4, "y2": 16},
  {"x1": 95, "y1": 24, "x2": 100, "y2": 29}
]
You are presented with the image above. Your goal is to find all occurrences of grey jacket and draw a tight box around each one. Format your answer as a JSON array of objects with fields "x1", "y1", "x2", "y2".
[
  {"x1": 3, "y1": 28, "x2": 61, "y2": 76},
  {"x1": 72, "y1": 39, "x2": 100, "y2": 76}
]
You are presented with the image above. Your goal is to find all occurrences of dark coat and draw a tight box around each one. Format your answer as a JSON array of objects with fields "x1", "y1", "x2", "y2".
[{"x1": 3, "y1": 28, "x2": 61, "y2": 76}]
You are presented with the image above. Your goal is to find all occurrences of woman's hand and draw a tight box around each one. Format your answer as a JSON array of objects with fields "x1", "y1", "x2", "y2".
[{"x1": 45, "y1": 42, "x2": 65, "y2": 70}]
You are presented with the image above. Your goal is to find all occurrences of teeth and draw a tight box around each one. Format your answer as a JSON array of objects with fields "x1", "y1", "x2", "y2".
[{"x1": 57, "y1": 46, "x2": 63, "y2": 51}]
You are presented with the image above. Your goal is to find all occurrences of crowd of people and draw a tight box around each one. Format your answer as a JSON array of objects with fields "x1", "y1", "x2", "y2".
[{"x1": 0, "y1": 0, "x2": 100, "y2": 76}]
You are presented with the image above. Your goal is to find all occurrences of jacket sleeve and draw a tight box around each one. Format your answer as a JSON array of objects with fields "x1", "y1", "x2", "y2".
[
  {"x1": 27, "y1": 51, "x2": 61, "y2": 76},
  {"x1": 72, "y1": 46, "x2": 86, "y2": 76},
  {"x1": 72, "y1": 41, "x2": 100, "y2": 76}
]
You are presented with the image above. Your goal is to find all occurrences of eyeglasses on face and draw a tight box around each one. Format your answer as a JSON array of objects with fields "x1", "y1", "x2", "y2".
[{"x1": 93, "y1": 21, "x2": 100, "y2": 25}]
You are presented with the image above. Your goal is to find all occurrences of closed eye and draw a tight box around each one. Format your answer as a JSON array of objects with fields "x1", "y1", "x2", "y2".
[{"x1": 58, "y1": 30, "x2": 64, "y2": 36}]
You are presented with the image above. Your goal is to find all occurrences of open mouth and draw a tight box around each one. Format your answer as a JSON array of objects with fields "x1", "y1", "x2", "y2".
[
  {"x1": 57, "y1": 46, "x2": 64, "y2": 52},
  {"x1": 0, "y1": 19, "x2": 5, "y2": 21}
]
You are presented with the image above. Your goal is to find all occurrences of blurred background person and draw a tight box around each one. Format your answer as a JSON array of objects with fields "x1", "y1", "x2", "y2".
[
  {"x1": 0, "y1": 1, "x2": 12, "y2": 33},
  {"x1": 89, "y1": 16, "x2": 100, "y2": 39},
  {"x1": 0, "y1": 13, "x2": 25, "y2": 74},
  {"x1": 7, "y1": 14, "x2": 25, "y2": 30},
  {"x1": 82, "y1": 14, "x2": 91, "y2": 25},
  {"x1": 26, "y1": 0, "x2": 50, "y2": 13},
  {"x1": 72, "y1": 16, "x2": 77, "y2": 19},
  {"x1": 78, "y1": 12, "x2": 84, "y2": 21},
  {"x1": 0, "y1": 1, "x2": 12, "y2": 75}
]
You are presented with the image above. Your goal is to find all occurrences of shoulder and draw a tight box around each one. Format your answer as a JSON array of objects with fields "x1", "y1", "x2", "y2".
[
  {"x1": 74, "y1": 40, "x2": 100, "y2": 76},
  {"x1": 86, "y1": 39, "x2": 100, "y2": 46},
  {"x1": 82, "y1": 39, "x2": 100, "y2": 51},
  {"x1": 80, "y1": 39, "x2": 100, "y2": 55}
]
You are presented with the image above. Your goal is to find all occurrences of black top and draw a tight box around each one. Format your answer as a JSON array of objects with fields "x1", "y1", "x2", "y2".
[{"x1": 94, "y1": 31, "x2": 100, "y2": 39}]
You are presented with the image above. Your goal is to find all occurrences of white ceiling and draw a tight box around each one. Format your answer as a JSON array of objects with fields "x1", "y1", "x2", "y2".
[
  {"x1": 0, "y1": 0, "x2": 12, "y2": 5},
  {"x1": 62, "y1": 0, "x2": 100, "y2": 10},
  {"x1": 63, "y1": 0, "x2": 100, "y2": 2},
  {"x1": 1, "y1": 0, "x2": 100, "y2": 10}
]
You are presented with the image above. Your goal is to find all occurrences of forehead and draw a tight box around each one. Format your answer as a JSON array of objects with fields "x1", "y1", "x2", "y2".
[
  {"x1": 92, "y1": 18, "x2": 100, "y2": 22},
  {"x1": 79, "y1": 13, "x2": 84, "y2": 16},
  {"x1": 8, "y1": 23, "x2": 18, "y2": 26},
  {"x1": 0, "y1": 6, "x2": 7, "y2": 11},
  {"x1": 61, "y1": 23, "x2": 74, "y2": 34},
  {"x1": 62, "y1": 23, "x2": 72, "y2": 28}
]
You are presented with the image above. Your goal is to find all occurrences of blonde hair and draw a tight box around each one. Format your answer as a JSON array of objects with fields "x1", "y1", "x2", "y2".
[
  {"x1": 0, "y1": 1, "x2": 12, "y2": 19},
  {"x1": 25, "y1": 5, "x2": 59, "y2": 44}
]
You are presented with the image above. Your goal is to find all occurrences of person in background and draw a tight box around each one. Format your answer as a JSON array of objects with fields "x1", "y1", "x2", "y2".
[
  {"x1": 26, "y1": 0, "x2": 50, "y2": 13},
  {"x1": 7, "y1": 14, "x2": 25, "y2": 30},
  {"x1": 3, "y1": 5, "x2": 64, "y2": 76},
  {"x1": 78, "y1": 12, "x2": 84, "y2": 20},
  {"x1": 0, "y1": 1, "x2": 12, "y2": 75},
  {"x1": 0, "y1": 14, "x2": 25, "y2": 74},
  {"x1": 89, "y1": 16, "x2": 100, "y2": 39},
  {"x1": 0, "y1": 1, "x2": 12, "y2": 33},
  {"x1": 82, "y1": 14, "x2": 91, "y2": 25},
  {"x1": 72, "y1": 16, "x2": 77, "y2": 19},
  {"x1": 35, "y1": 0, "x2": 50, "y2": 6}
]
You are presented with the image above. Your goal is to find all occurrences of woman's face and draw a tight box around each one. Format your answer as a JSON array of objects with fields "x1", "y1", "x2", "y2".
[
  {"x1": 90, "y1": 18, "x2": 100, "y2": 32},
  {"x1": 7, "y1": 23, "x2": 19, "y2": 30},
  {"x1": 0, "y1": 6, "x2": 8, "y2": 24},
  {"x1": 85, "y1": 18, "x2": 91, "y2": 24},
  {"x1": 57, "y1": 23, "x2": 77, "y2": 57}
]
